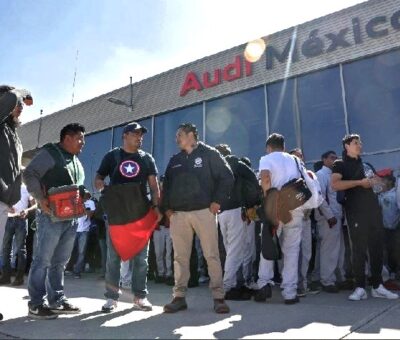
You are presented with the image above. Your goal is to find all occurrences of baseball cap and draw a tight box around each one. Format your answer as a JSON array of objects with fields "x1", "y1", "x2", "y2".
[{"x1": 122, "y1": 122, "x2": 148, "y2": 134}]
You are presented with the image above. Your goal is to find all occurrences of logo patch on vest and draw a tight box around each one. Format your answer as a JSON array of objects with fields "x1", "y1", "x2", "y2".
[{"x1": 119, "y1": 160, "x2": 140, "y2": 178}]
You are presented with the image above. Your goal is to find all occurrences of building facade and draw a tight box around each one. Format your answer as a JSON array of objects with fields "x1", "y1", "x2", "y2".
[{"x1": 20, "y1": 0, "x2": 400, "y2": 191}]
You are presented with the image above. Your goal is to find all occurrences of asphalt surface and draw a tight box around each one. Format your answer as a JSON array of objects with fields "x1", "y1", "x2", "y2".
[{"x1": 0, "y1": 274, "x2": 400, "y2": 339}]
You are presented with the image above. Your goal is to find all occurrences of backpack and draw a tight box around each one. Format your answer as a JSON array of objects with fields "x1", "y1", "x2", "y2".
[{"x1": 240, "y1": 174, "x2": 263, "y2": 208}]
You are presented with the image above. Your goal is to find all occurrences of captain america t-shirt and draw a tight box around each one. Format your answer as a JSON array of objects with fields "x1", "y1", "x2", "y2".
[{"x1": 97, "y1": 148, "x2": 158, "y2": 191}]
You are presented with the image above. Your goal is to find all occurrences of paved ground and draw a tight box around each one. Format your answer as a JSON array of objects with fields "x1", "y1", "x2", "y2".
[{"x1": 1, "y1": 274, "x2": 400, "y2": 339}]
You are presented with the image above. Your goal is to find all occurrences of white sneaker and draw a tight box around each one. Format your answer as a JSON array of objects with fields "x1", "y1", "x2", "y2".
[
  {"x1": 133, "y1": 297, "x2": 152, "y2": 311},
  {"x1": 198, "y1": 275, "x2": 210, "y2": 284},
  {"x1": 371, "y1": 284, "x2": 399, "y2": 300},
  {"x1": 348, "y1": 287, "x2": 368, "y2": 301},
  {"x1": 102, "y1": 299, "x2": 118, "y2": 313}
]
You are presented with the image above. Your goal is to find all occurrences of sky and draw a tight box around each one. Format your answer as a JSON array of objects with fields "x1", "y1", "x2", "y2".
[{"x1": 0, "y1": 0, "x2": 366, "y2": 124}]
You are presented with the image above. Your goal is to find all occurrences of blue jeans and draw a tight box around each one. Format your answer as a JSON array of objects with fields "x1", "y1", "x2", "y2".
[
  {"x1": 28, "y1": 212, "x2": 77, "y2": 308},
  {"x1": 2, "y1": 217, "x2": 28, "y2": 274},
  {"x1": 73, "y1": 231, "x2": 89, "y2": 275},
  {"x1": 98, "y1": 238, "x2": 107, "y2": 276},
  {"x1": 105, "y1": 228, "x2": 149, "y2": 300}
]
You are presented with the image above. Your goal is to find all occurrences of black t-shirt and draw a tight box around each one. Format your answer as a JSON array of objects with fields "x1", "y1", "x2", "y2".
[
  {"x1": 332, "y1": 154, "x2": 378, "y2": 213},
  {"x1": 97, "y1": 148, "x2": 158, "y2": 194}
]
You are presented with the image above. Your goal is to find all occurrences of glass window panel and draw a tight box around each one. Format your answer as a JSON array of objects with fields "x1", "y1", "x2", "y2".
[
  {"x1": 343, "y1": 50, "x2": 400, "y2": 152},
  {"x1": 205, "y1": 87, "x2": 266, "y2": 169},
  {"x1": 112, "y1": 118, "x2": 153, "y2": 153},
  {"x1": 78, "y1": 129, "x2": 112, "y2": 194},
  {"x1": 267, "y1": 79, "x2": 298, "y2": 152},
  {"x1": 297, "y1": 66, "x2": 347, "y2": 161},
  {"x1": 154, "y1": 105, "x2": 203, "y2": 175}
]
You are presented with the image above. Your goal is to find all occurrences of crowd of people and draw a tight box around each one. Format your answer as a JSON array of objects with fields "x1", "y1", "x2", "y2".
[{"x1": 1, "y1": 85, "x2": 400, "y2": 322}]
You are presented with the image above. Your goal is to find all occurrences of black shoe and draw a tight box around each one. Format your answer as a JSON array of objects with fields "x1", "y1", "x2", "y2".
[
  {"x1": 309, "y1": 281, "x2": 322, "y2": 293},
  {"x1": 225, "y1": 288, "x2": 243, "y2": 300},
  {"x1": 50, "y1": 301, "x2": 81, "y2": 314},
  {"x1": 163, "y1": 297, "x2": 188, "y2": 313},
  {"x1": 254, "y1": 284, "x2": 272, "y2": 302},
  {"x1": 0, "y1": 274, "x2": 11, "y2": 285},
  {"x1": 11, "y1": 275, "x2": 24, "y2": 286},
  {"x1": 337, "y1": 279, "x2": 354, "y2": 291},
  {"x1": 165, "y1": 276, "x2": 175, "y2": 286},
  {"x1": 154, "y1": 275, "x2": 165, "y2": 283},
  {"x1": 322, "y1": 284, "x2": 339, "y2": 293},
  {"x1": 284, "y1": 296, "x2": 299, "y2": 305},
  {"x1": 240, "y1": 286, "x2": 253, "y2": 300},
  {"x1": 188, "y1": 279, "x2": 199, "y2": 288},
  {"x1": 28, "y1": 305, "x2": 58, "y2": 320}
]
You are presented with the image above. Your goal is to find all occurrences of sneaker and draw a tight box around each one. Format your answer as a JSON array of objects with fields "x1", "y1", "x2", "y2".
[
  {"x1": 297, "y1": 287, "x2": 307, "y2": 298},
  {"x1": 371, "y1": 284, "x2": 399, "y2": 300},
  {"x1": 284, "y1": 296, "x2": 300, "y2": 305},
  {"x1": 348, "y1": 287, "x2": 368, "y2": 301},
  {"x1": 28, "y1": 305, "x2": 58, "y2": 320},
  {"x1": 199, "y1": 275, "x2": 210, "y2": 284},
  {"x1": 133, "y1": 297, "x2": 153, "y2": 311},
  {"x1": 50, "y1": 301, "x2": 81, "y2": 314},
  {"x1": 102, "y1": 299, "x2": 118, "y2": 313},
  {"x1": 164, "y1": 297, "x2": 187, "y2": 313},
  {"x1": 322, "y1": 284, "x2": 339, "y2": 293},
  {"x1": 240, "y1": 286, "x2": 253, "y2": 300},
  {"x1": 213, "y1": 299, "x2": 230, "y2": 314},
  {"x1": 73, "y1": 273, "x2": 81, "y2": 279},
  {"x1": 254, "y1": 284, "x2": 272, "y2": 302}
]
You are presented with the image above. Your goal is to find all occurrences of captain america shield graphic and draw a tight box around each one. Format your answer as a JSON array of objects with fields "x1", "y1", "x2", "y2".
[{"x1": 119, "y1": 160, "x2": 140, "y2": 178}]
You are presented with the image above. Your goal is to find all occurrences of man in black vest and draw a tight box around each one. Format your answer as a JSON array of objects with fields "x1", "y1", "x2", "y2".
[
  {"x1": 332, "y1": 134, "x2": 398, "y2": 301},
  {"x1": 24, "y1": 123, "x2": 86, "y2": 319},
  {"x1": 95, "y1": 122, "x2": 162, "y2": 313}
]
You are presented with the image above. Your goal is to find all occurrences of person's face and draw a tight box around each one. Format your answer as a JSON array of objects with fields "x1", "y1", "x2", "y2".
[
  {"x1": 124, "y1": 130, "x2": 144, "y2": 149},
  {"x1": 293, "y1": 150, "x2": 304, "y2": 161},
  {"x1": 323, "y1": 153, "x2": 338, "y2": 169},
  {"x1": 64, "y1": 132, "x2": 85, "y2": 155},
  {"x1": 345, "y1": 138, "x2": 362, "y2": 156},
  {"x1": 176, "y1": 128, "x2": 193, "y2": 150}
]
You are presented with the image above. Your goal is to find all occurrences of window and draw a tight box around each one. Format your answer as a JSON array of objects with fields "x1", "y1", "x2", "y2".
[
  {"x1": 267, "y1": 79, "x2": 298, "y2": 152},
  {"x1": 154, "y1": 105, "x2": 203, "y2": 175},
  {"x1": 205, "y1": 87, "x2": 266, "y2": 168},
  {"x1": 297, "y1": 66, "x2": 347, "y2": 161},
  {"x1": 343, "y1": 49, "x2": 400, "y2": 153},
  {"x1": 112, "y1": 118, "x2": 153, "y2": 153},
  {"x1": 79, "y1": 129, "x2": 113, "y2": 193}
]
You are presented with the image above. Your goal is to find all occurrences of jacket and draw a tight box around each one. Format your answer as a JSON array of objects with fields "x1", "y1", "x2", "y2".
[{"x1": 161, "y1": 142, "x2": 234, "y2": 212}]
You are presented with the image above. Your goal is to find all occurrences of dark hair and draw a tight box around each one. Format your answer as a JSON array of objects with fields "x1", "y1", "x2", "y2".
[
  {"x1": 289, "y1": 148, "x2": 302, "y2": 155},
  {"x1": 321, "y1": 150, "x2": 336, "y2": 160},
  {"x1": 240, "y1": 156, "x2": 251, "y2": 167},
  {"x1": 215, "y1": 143, "x2": 231, "y2": 156},
  {"x1": 342, "y1": 134, "x2": 360, "y2": 150},
  {"x1": 60, "y1": 123, "x2": 85, "y2": 142},
  {"x1": 313, "y1": 160, "x2": 323, "y2": 172},
  {"x1": 178, "y1": 122, "x2": 198, "y2": 141},
  {"x1": 266, "y1": 133, "x2": 284, "y2": 150}
]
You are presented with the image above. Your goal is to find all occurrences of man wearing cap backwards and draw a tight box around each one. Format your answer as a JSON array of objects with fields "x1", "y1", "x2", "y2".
[
  {"x1": 95, "y1": 121, "x2": 162, "y2": 313},
  {"x1": 161, "y1": 123, "x2": 234, "y2": 314},
  {"x1": 0, "y1": 85, "x2": 32, "y2": 277},
  {"x1": 23, "y1": 123, "x2": 86, "y2": 320}
]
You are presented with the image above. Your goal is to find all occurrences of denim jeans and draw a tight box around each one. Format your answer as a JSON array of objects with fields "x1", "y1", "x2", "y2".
[
  {"x1": 2, "y1": 216, "x2": 28, "y2": 274},
  {"x1": 98, "y1": 238, "x2": 107, "y2": 276},
  {"x1": 73, "y1": 231, "x2": 89, "y2": 275},
  {"x1": 3, "y1": 217, "x2": 28, "y2": 273},
  {"x1": 28, "y1": 212, "x2": 77, "y2": 308},
  {"x1": 105, "y1": 228, "x2": 149, "y2": 300},
  {"x1": 0, "y1": 201, "x2": 9, "y2": 269}
]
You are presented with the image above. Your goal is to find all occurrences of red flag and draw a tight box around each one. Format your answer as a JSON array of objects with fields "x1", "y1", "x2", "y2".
[
  {"x1": 109, "y1": 208, "x2": 158, "y2": 261},
  {"x1": 101, "y1": 182, "x2": 158, "y2": 261}
]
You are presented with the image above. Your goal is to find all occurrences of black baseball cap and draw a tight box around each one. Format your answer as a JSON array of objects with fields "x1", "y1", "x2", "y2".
[{"x1": 122, "y1": 122, "x2": 148, "y2": 134}]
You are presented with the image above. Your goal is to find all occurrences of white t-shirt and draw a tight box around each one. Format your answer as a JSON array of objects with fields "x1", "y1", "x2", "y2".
[
  {"x1": 259, "y1": 151, "x2": 300, "y2": 190},
  {"x1": 12, "y1": 184, "x2": 33, "y2": 215},
  {"x1": 77, "y1": 199, "x2": 96, "y2": 232}
]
